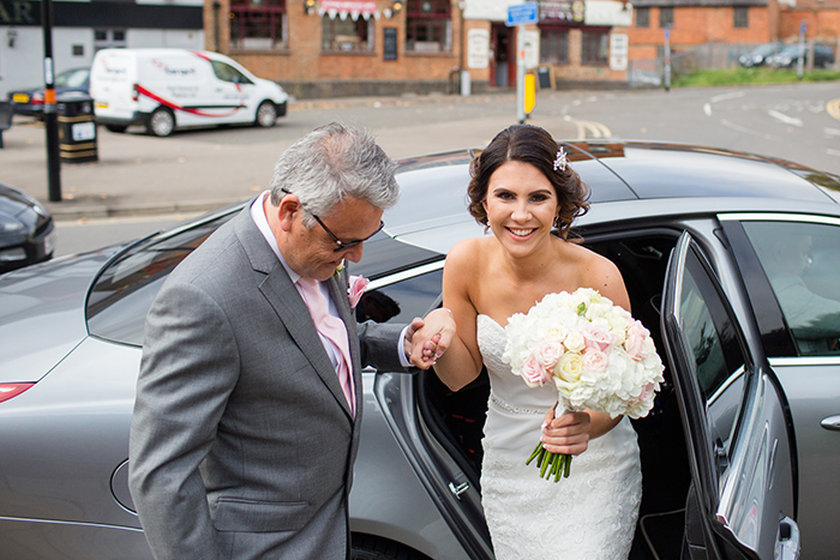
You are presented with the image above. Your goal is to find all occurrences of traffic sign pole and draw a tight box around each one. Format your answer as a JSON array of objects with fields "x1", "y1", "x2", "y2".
[{"x1": 506, "y1": 2, "x2": 537, "y2": 123}]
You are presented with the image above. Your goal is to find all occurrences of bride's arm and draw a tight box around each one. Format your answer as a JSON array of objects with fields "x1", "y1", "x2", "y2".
[
  {"x1": 412, "y1": 241, "x2": 484, "y2": 391},
  {"x1": 541, "y1": 252, "x2": 632, "y2": 454}
]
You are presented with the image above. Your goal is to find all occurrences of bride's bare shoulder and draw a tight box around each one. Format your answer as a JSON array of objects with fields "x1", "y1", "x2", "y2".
[{"x1": 446, "y1": 237, "x2": 489, "y2": 269}]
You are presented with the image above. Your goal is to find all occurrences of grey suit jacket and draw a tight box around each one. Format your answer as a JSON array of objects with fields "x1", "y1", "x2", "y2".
[{"x1": 129, "y1": 207, "x2": 405, "y2": 560}]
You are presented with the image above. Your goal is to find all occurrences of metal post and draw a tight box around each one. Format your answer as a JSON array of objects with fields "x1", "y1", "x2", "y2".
[
  {"x1": 663, "y1": 26, "x2": 671, "y2": 92},
  {"x1": 516, "y1": 25, "x2": 525, "y2": 123},
  {"x1": 797, "y1": 21, "x2": 806, "y2": 79},
  {"x1": 41, "y1": 0, "x2": 61, "y2": 202}
]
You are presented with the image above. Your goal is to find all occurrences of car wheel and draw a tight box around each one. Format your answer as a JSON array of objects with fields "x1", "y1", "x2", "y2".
[
  {"x1": 351, "y1": 534, "x2": 428, "y2": 560},
  {"x1": 105, "y1": 124, "x2": 128, "y2": 133},
  {"x1": 147, "y1": 107, "x2": 175, "y2": 137},
  {"x1": 255, "y1": 101, "x2": 277, "y2": 128}
]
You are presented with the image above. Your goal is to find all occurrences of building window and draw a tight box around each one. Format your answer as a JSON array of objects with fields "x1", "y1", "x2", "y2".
[
  {"x1": 230, "y1": 0, "x2": 287, "y2": 50},
  {"x1": 733, "y1": 6, "x2": 748, "y2": 28},
  {"x1": 659, "y1": 7, "x2": 673, "y2": 28},
  {"x1": 322, "y1": 16, "x2": 374, "y2": 52},
  {"x1": 581, "y1": 29, "x2": 608, "y2": 65},
  {"x1": 636, "y1": 7, "x2": 649, "y2": 28},
  {"x1": 406, "y1": 0, "x2": 452, "y2": 53},
  {"x1": 94, "y1": 28, "x2": 127, "y2": 51},
  {"x1": 539, "y1": 27, "x2": 569, "y2": 64}
]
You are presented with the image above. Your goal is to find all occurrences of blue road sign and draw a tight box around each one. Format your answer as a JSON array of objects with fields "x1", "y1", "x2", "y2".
[{"x1": 506, "y1": 2, "x2": 538, "y2": 26}]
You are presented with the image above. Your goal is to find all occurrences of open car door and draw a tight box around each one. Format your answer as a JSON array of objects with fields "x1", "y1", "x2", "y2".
[{"x1": 660, "y1": 232, "x2": 800, "y2": 559}]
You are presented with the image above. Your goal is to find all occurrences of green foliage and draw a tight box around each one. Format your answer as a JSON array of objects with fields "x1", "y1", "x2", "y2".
[{"x1": 672, "y1": 67, "x2": 840, "y2": 87}]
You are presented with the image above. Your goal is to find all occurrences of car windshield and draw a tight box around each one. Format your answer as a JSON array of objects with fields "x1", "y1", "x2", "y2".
[{"x1": 55, "y1": 68, "x2": 89, "y2": 88}]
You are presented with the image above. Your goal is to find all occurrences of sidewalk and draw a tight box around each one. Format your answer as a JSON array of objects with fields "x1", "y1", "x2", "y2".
[{"x1": 0, "y1": 91, "x2": 580, "y2": 221}]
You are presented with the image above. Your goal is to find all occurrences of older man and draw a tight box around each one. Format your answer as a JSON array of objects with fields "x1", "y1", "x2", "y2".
[{"x1": 129, "y1": 123, "x2": 449, "y2": 559}]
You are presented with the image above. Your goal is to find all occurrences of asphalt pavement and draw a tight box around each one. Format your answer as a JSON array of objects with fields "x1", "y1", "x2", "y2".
[{"x1": 0, "y1": 92, "x2": 580, "y2": 221}]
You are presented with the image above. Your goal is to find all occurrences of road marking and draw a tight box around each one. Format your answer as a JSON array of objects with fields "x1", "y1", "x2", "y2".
[
  {"x1": 826, "y1": 98, "x2": 840, "y2": 121},
  {"x1": 703, "y1": 103, "x2": 712, "y2": 116},
  {"x1": 576, "y1": 119, "x2": 612, "y2": 139},
  {"x1": 824, "y1": 127, "x2": 840, "y2": 137},
  {"x1": 720, "y1": 119, "x2": 781, "y2": 141},
  {"x1": 826, "y1": 148, "x2": 840, "y2": 157},
  {"x1": 710, "y1": 91, "x2": 746, "y2": 104},
  {"x1": 767, "y1": 109, "x2": 803, "y2": 127}
]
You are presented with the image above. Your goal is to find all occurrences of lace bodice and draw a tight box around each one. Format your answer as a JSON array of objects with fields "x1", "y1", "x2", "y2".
[{"x1": 476, "y1": 314, "x2": 642, "y2": 560}]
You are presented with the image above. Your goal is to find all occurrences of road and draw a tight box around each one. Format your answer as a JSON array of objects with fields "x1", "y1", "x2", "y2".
[{"x1": 16, "y1": 81, "x2": 838, "y2": 255}]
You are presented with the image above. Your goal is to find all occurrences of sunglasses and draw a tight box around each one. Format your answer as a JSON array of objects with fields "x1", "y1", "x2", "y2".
[{"x1": 281, "y1": 188, "x2": 385, "y2": 252}]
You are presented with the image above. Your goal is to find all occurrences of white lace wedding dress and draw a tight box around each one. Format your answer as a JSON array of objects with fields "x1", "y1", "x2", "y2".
[{"x1": 477, "y1": 314, "x2": 642, "y2": 560}]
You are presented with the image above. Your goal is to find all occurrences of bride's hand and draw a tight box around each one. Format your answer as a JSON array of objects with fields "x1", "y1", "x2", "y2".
[{"x1": 540, "y1": 408, "x2": 591, "y2": 456}]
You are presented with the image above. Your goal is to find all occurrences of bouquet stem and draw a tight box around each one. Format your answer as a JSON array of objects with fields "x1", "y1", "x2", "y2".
[{"x1": 525, "y1": 440, "x2": 572, "y2": 482}]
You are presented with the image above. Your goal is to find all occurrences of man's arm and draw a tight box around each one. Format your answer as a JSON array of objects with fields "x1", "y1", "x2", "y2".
[{"x1": 129, "y1": 282, "x2": 239, "y2": 560}]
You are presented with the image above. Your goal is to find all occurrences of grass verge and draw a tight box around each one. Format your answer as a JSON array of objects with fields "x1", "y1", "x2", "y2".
[{"x1": 672, "y1": 67, "x2": 840, "y2": 87}]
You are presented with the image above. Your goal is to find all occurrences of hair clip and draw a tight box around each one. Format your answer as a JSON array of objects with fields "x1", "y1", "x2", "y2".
[{"x1": 553, "y1": 147, "x2": 567, "y2": 172}]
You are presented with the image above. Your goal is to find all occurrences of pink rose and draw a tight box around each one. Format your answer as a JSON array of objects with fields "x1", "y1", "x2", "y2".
[
  {"x1": 582, "y1": 325, "x2": 614, "y2": 353},
  {"x1": 534, "y1": 341, "x2": 564, "y2": 370},
  {"x1": 347, "y1": 275, "x2": 370, "y2": 309},
  {"x1": 582, "y1": 348, "x2": 609, "y2": 373},
  {"x1": 521, "y1": 355, "x2": 549, "y2": 388},
  {"x1": 624, "y1": 322, "x2": 650, "y2": 361}
]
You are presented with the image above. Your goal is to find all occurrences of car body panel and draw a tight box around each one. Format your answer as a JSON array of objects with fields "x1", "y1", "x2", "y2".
[
  {"x1": 0, "y1": 183, "x2": 55, "y2": 273},
  {"x1": 3, "y1": 141, "x2": 840, "y2": 558},
  {"x1": 7, "y1": 67, "x2": 90, "y2": 117}
]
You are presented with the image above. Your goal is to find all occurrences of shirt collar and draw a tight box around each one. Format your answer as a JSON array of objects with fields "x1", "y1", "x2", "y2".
[{"x1": 250, "y1": 190, "x2": 300, "y2": 285}]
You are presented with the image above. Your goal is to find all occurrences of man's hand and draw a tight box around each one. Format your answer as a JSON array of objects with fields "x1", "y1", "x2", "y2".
[{"x1": 405, "y1": 308, "x2": 456, "y2": 369}]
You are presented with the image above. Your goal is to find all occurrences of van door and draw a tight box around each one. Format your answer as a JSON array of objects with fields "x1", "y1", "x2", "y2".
[
  {"x1": 205, "y1": 58, "x2": 255, "y2": 125},
  {"x1": 661, "y1": 232, "x2": 799, "y2": 559}
]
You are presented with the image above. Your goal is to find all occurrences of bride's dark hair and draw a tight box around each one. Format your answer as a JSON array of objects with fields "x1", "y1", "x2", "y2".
[{"x1": 467, "y1": 124, "x2": 590, "y2": 240}]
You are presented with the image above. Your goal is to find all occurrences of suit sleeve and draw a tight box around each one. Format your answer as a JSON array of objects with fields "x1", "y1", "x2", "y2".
[
  {"x1": 129, "y1": 281, "x2": 239, "y2": 560},
  {"x1": 355, "y1": 320, "x2": 409, "y2": 373}
]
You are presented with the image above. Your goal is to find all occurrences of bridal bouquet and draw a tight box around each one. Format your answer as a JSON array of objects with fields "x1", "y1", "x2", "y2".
[{"x1": 502, "y1": 288, "x2": 665, "y2": 482}]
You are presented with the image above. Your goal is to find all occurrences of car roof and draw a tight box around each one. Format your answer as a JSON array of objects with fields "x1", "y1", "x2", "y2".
[{"x1": 385, "y1": 140, "x2": 840, "y2": 252}]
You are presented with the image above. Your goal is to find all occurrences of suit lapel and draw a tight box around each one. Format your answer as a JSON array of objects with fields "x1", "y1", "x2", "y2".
[{"x1": 234, "y1": 208, "x2": 354, "y2": 420}]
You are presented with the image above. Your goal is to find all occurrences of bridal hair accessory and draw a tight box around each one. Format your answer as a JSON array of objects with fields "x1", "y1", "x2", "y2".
[
  {"x1": 553, "y1": 147, "x2": 568, "y2": 172},
  {"x1": 502, "y1": 288, "x2": 665, "y2": 481}
]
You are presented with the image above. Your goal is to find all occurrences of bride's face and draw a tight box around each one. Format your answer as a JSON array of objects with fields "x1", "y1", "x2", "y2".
[{"x1": 483, "y1": 160, "x2": 559, "y2": 256}]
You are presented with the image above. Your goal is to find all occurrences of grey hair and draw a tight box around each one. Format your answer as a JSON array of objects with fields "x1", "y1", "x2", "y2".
[{"x1": 269, "y1": 122, "x2": 399, "y2": 228}]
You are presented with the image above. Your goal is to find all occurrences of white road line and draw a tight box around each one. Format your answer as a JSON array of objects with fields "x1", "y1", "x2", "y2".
[
  {"x1": 710, "y1": 91, "x2": 746, "y2": 104},
  {"x1": 826, "y1": 148, "x2": 840, "y2": 157},
  {"x1": 703, "y1": 103, "x2": 712, "y2": 116},
  {"x1": 824, "y1": 128, "x2": 840, "y2": 137},
  {"x1": 767, "y1": 109, "x2": 803, "y2": 127},
  {"x1": 720, "y1": 118, "x2": 781, "y2": 141}
]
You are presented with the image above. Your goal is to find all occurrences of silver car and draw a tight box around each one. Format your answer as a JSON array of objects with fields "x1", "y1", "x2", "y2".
[{"x1": 2, "y1": 141, "x2": 839, "y2": 559}]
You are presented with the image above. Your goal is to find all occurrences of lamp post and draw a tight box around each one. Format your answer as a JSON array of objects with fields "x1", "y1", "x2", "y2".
[{"x1": 41, "y1": 0, "x2": 61, "y2": 202}]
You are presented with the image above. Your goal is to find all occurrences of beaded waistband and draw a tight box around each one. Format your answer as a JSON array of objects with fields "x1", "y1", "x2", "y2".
[{"x1": 488, "y1": 393, "x2": 546, "y2": 416}]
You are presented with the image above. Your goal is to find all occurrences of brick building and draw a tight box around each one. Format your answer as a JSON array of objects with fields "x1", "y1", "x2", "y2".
[
  {"x1": 626, "y1": 0, "x2": 840, "y2": 64},
  {"x1": 204, "y1": 0, "x2": 636, "y2": 97}
]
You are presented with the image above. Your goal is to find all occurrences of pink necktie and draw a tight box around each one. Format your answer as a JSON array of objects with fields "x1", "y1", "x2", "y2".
[{"x1": 297, "y1": 278, "x2": 355, "y2": 415}]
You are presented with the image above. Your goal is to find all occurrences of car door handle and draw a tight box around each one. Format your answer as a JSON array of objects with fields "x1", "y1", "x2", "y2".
[
  {"x1": 776, "y1": 515, "x2": 800, "y2": 560},
  {"x1": 820, "y1": 415, "x2": 840, "y2": 431}
]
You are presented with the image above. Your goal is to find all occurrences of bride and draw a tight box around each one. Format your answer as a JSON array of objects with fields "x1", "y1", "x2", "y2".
[{"x1": 420, "y1": 124, "x2": 641, "y2": 559}]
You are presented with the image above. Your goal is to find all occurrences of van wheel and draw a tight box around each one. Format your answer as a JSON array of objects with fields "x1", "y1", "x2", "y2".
[
  {"x1": 105, "y1": 124, "x2": 128, "y2": 133},
  {"x1": 147, "y1": 107, "x2": 175, "y2": 137},
  {"x1": 255, "y1": 101, "x2": 277, "y2": 128}
]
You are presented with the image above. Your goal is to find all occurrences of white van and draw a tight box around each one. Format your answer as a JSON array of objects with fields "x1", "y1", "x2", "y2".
[{"x1": 90, "y1": 48, "x2": 289, "y2": 137}]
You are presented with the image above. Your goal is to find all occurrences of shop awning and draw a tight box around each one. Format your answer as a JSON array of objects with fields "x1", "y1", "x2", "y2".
[{"x1": 319, "y1": 0, "x2": 378, "y2": 19}]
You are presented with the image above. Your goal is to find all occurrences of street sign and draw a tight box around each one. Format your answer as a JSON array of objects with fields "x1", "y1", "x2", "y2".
[{"x1": 506, "y1": 2, "x2": 538, "y2": 27}]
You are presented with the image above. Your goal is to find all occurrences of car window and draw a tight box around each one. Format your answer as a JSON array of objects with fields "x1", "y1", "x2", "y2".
[
  {"x1": 354, "y1": 268, "x2": 443, "y2": 326},
  {"x1": 741, "y1": 220, "x2": 840, "y2": 356},
  {"x1": 86, "y1": 212, "x2": 235, "y2": 345},
  {"x1": 678, "y1": 247, "x2": 747, "y2": 453},
  {"x1": 210, "y1": 61, "x2": 253, "y2": 85}
]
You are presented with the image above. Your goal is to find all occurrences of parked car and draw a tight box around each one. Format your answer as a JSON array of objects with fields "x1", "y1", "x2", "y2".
[
  {"x1": 766, "y1": 43, "x2": 836, "y2": 68},
  {"x1": 3, "y1": 141, "x2": 840, "y2": 559},
  {"x1": 0, "y1": 182, "x2": 54, "y2": 273},
  {"x1": 738, "y1": 42, "x2": 785, "y2": 67},
  {"x1": 89, "y1": 48, "x2": 289, "y2": 137},
  {"x1": 6, "y1": 67, "x2": 90, "y2": 118}
]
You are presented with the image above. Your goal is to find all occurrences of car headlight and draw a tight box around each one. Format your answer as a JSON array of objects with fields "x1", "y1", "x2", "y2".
[
  {"x1": 0, "y1": 219, "x2": 25, "y2": 233},
  {"x1": 0, "y1": 247, "x2": 27, "y2": 263}
]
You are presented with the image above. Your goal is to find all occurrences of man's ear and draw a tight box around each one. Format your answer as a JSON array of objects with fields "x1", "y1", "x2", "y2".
[{"x1": 276, "y1": 195, "x2": 301, "y2": 232}]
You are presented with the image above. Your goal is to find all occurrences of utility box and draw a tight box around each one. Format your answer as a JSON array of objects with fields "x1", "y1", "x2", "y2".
[{"x1": 57, "y1": 95, "x2": 98, "y2": 163}]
